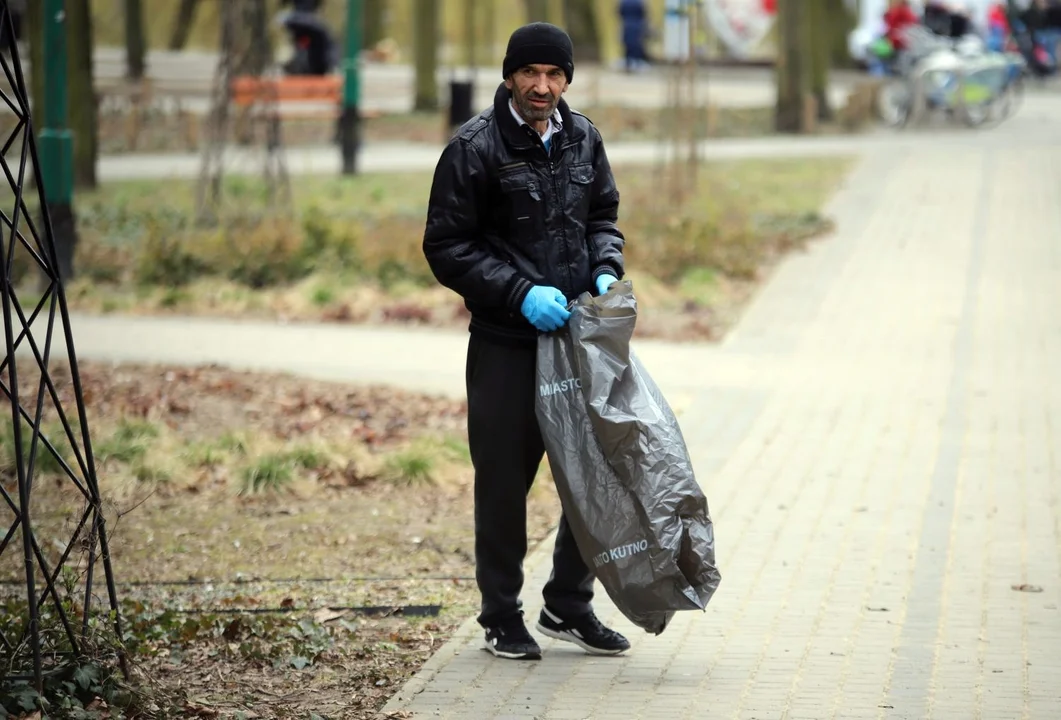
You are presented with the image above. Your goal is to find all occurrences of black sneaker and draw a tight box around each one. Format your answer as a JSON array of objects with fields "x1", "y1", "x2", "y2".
[
  {"x1": 483, "y1": 616, "x2": 542, "y2": 660},
  {"x1": 535, "y1": 606, "x2": 631, "y2": 656}
]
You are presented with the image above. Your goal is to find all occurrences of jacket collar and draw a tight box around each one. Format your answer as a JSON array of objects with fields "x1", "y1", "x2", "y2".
[{"x1": 492, "y1": 82, "x2": 584, "y2": 151}]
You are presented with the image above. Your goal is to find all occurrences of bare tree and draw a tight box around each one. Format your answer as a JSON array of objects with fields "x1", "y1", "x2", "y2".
[
  {"x1": 808, "y1": 0, "x2": 832, "y2": 121},
  {"x1": 413, "y1": 0, "x2": 440, "y2": 111},
  {"x1": 169, "y1": 0, "x2": 201, "y2": 51},
  {"x1": 125, "y1": 0, "x2": 146, "y2": 80},
  {"x1": 68, "y1": 0, "x2": 98, "y2": 188},
  {"x1": 774, "y1": 0, "x2": 808, "y2": 133}
]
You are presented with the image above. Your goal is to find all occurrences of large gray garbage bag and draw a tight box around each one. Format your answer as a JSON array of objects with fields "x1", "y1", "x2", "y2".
[{"x1": 535, "y1": 282, "x2": 720, "y2": 635}]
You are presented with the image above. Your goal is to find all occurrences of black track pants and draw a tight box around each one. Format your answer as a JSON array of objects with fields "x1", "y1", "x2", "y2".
[{"x1": 465, "y1": 334, "x2": 594, "y2": 628}]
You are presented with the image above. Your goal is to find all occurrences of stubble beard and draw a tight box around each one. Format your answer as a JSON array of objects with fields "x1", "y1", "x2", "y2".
[{"x1": 515, "y1": 88, "x2": 558, "y2": 123}]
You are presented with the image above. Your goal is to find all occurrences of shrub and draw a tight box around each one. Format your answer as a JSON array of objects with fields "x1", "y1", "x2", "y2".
[
  {"x1": 222, "y1": 217, "x2": 313, "y2": 289},
  {"x1": 630, "y1": 200, "x2": 759, "y2": 282},
  {"x1": 76, "y1": 233, "x2": 132, "y2": 284},
  {"x1": 300, "y1": 204, "x2": 360, "y2": 273},
  {"x1": 134, "y1": 233, "x2": 211, "y2": 286}
]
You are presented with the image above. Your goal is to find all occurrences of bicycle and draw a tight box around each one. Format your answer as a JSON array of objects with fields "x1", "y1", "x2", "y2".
[{"x1": 874, "y1": 26, "x2": 1024, "y2": 129}]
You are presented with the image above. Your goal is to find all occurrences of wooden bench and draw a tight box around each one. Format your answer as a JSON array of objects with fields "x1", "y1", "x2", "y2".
[
  {"x1": 228, "y1": 75, "x2": 343, "y2": 144},
  {"x1": 229, "y1": 75, "x2": 342, "y2": 111},
  {"x1": 96, "y1": 75, "x2": 346, "y2": 153}
]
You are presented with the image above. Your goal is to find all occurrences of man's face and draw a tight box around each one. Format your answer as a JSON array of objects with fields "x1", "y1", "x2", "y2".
[{"x1": 505, "y1": 64, "x2": 568, "y2": 123}]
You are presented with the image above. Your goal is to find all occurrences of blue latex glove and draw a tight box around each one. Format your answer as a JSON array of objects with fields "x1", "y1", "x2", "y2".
[
  {"x1": 595, "y1": 274, "x2": 619, "y2": 296},
  {"x1": 520, "y1": 285, "x2": 571, "y2": 332}
]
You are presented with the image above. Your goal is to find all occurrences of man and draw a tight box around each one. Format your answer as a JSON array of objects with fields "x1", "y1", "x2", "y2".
[{"x1": 423, "y1": 22, "x2": 631, "y2": 661}]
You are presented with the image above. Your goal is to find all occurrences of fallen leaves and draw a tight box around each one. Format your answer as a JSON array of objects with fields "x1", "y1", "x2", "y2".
[
  {"x1": 2, "y1": 361, "x2": 561, "y2": 720},
  {"x1": 65, "y1": 363, "x2": 468, "y2": 447}
]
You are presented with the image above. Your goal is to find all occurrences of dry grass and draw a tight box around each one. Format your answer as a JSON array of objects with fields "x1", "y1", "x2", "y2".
[
  {"x1": 50, "y1": 156, "x2": 851, "y2": 342},
  {"x1": 0, "y1": 360, "x2": 562, "y2": 717}
]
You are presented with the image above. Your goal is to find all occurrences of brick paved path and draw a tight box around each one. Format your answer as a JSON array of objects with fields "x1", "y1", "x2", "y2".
[{"x1": 381, "y1": 116, "x2": 1061, "y2": 718}]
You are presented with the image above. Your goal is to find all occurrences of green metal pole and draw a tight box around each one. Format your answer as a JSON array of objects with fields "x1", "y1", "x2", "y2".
[
  {"x1": 38, "y1": 0, "x2": 77, "y2": 281},
  {"x1": 39, "y1": 0, "x2": 73, "y2": 205},
  {"x1": 340, "y1": 0, "x2": 362, "y2": 175}
]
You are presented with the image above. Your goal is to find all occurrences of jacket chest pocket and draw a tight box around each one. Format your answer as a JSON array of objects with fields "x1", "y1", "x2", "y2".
[
  {"x1": 567, "y1": 163, "x2": 595, "y2": 208},
  {"x1": 498, "y1": 166, "x2": 543, "y2": 244}
]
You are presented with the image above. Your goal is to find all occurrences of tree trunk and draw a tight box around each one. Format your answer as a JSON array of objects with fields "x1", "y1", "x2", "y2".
[
  {"x1": 67, "y1": 0, "x2": 98, "y2": 188},
  {"x1": 168, "y1": 0, "x2": 201, "y2": 51},
  {"x1": 809, "y1": 0, "x2": 832, "y2": 121},
  {"x1": 774, "y1": 0, "x2": 807, "y2": 133},
  {"x1": 524, "y1": 0, "x2": 549, "y2": 22},
  {"x1": 244, "y1": 0, "x2": 272, "y2": 76},
  {"x1": 412, "y1": 0, "x2": 439, "y2": 111},
  {"x1": 825, "y1": 0, "x2": 857, "y2": 69},
  {"x1": 124, "y1": 0, "x2": 146, "y2": 80},
  {"x1": 364, "y1": 0, "x2": 386, "y2": 48},
  {"x1": 565, "y1": 0, "x2": 601, "y2": 63},
  {"x1": 463, "y1": 0, "x2": 477, "y2": 69}
]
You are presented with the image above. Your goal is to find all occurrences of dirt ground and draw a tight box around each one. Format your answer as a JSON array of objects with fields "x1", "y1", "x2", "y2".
[{"x1": 0, "y1": 361, "x2": 561, "y2": 719}]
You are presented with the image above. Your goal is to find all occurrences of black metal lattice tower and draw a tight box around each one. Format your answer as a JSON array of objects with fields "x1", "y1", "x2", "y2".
[
  {"x1": 196, "y1": 0, "x2": 291, "y2": 224},
  {"x1": 0, "y1": 2, "x2": 124, "y2": 690}
]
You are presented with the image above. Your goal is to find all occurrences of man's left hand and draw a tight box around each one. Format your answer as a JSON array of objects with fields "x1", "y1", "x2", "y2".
[{"x1": 595, "y1": 274, "x2": 618, "y2": 296}]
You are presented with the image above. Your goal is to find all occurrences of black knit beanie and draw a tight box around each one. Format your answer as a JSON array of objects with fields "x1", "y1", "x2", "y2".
[{"x1": 502, "y1": 22, "x2": 575, "y2": 83}]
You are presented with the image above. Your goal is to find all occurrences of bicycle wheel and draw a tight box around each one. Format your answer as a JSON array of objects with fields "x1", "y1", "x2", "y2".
[
  {"x1": 877, "y1": 78, "x2": 913, "y2": 128},
  {"x1": 957, "y1": 71, "x2": 996, "y2": 127},
  {"x1": 992, "y1": 72, "x2": 1025, "y2": 123}
]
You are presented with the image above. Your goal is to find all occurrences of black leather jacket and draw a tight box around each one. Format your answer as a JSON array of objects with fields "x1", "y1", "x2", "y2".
[{"x1": 423, "y1": 83, "x2": 626, "y2": 345}]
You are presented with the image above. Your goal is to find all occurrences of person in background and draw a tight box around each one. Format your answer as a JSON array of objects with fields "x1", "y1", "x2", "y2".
[
  {"x1": 986, "y1": 2, "x2": 1012, "y2": 51},
  {"x1": 618, "y1": 0, "x2": 650, "y2": 72},
  {"x1": 884, "y1": 0, "x2": 921, "y2": 53},
  {"x1": 924, "y1": 1, "x2": 954, "y2": 35},
  {"x1": 1034, "y1": 0, "x2": 1061, "y2": 64},
  {"x1": 925, "y1": 1, "x2": 974, "y2": 39},
  {"x1": 947, "y1": 1, "x2": 974, "y2": 37}
]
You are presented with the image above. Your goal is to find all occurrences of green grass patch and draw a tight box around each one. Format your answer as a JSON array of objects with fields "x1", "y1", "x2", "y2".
[
  {"x1": 216, "y1": 433, "x2": 249, "y2": 455},
  {"x1": 383, "y1": 448, "x2": 435, "y2": 486},
  {"x1": 95, "y1": 419, "x2": 160, "y2": 465},
  {"x1": 283, "y1": 446, "x2": 329, "y2": 471},
  {"x1": 310, "y1": 284, "x2": 337, "y2": 307},
  {"x1": 240, "y1": 454, "x2": 296, "y2": 495},
  {"x1": 134, "y1": 464, "x2": 171, "y2": 486},
  {"x1": 0, "y1": 419, "x2": 77, "y2": 478}
]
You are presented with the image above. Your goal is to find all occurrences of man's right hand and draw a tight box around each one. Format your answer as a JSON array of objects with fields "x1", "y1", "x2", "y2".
[{"x1": 520, "y1": 286, "x2": 571, "y2": 332}]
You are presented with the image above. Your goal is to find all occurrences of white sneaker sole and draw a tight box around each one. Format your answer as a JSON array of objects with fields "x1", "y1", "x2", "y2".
[
  {"x1": 535, "y1": 622, "x2": 629, "y2": 656},
  {"x1": 482, "y1": 637, "x2": 541, "y2": 660}
]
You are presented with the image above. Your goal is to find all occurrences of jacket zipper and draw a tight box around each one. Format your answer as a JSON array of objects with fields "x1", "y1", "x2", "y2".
[{"x1": 548, "y1": 156, "x2": 574, "y2": 298}]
